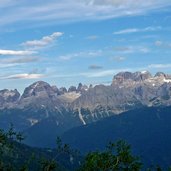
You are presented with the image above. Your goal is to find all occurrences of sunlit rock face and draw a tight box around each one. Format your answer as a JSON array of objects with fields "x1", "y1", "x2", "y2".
[
  {"x1": 1, "y1": 71, "x2": 171, "y2": 148},
  {"x1": 0, "y1": 89, "x2": 20, "y2": 108}
]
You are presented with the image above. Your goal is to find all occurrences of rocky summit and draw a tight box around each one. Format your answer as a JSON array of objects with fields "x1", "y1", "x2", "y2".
[
  {"x1": 0, "y1": 89, "x2": 20, "y2": 108},
  {"x1": 1, "y1": 71, "x2": 171, "y2": 147}
]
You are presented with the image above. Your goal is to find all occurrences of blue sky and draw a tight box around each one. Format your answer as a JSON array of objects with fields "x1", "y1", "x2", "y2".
[{"x1": 0, "y1": 0, "x2": 171, "y2": 92}]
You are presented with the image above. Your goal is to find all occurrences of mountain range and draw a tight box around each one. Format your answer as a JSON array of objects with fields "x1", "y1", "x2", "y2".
[{"x1": 0, "y1": 71, "x2": 171, "y2": 148}]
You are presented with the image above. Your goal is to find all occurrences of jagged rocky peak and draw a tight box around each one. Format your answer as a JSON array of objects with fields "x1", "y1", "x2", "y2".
[
  {"x1": 113, "y1": 71, "x2": 134, "y2": 81},
  {"x1": 21, "y1": 81, "x2": 57, "y2": 98},
  {"x1": 77, "y1": 83, "x2": 88, "y2": 93},
  {"x1": 112, "y1": 71, "x2": 152, "y2": 84},
  {"x1": 68, "y1": 86, "x2": 77, "y2": 92},
  {"x1": 89, "y1": 84, "x2": 93, "y2": 88},
  {"x1": 0, "y1": 89, "x2": 20, "y2": 106},
  {"x1": 59, "y1": 87, "x2": 67, "y2": 95},
  {"x1": 51, "y1": 85, "x2": 60, "y2": 95},
  {"x1": 155, "y1": 72, "x2": 167, "y2": 78},
  {"x1": 133, "y1": 71, "x2": 152, "y2": 81},
  {"x1": 82, "y1": 84, "x2": 88, "y2": 91},
  {"x1": 77, "y1": 83, "x2": 83, "y2": 92}
]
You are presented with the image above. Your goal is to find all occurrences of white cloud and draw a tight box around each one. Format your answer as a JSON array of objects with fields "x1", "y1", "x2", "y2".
[
  {"x1": 148, "y1": 64, "x2": 171, "y2": 69},
  {"x1": 22, "y1": 32, "x2": 63, "y2": 48},
  {"x1": 111, "y1": 56, "x2": 126, "y2": 61},
  {"x1": 81, "y1": 68, "x2": 132, "y2": 77},
  {"x1": 0, "y1": 63, "x2": 19, "y2": 68},
  {"x1": 0, "y1": 0, "x2": 170, "y2": 27},
  {"x1": 0, "y1": 49, "x2": 36, "y2": 56},
  {"x1": 0, "y1": 56, "x2": 39, "y2": 64},
  {"x1": 5, "y1": 73, "x2": 44, "y2": 80},
  {"x1": 114, "y1": 28, "x2": 140, "y2": 35},
  {"x1": 0, "y1": 0, "x2": 19, "y2": 8},
  {"x1": 112, "y1": 46, "x2": 150, "y2": 54},
  {"x1": 49, "y1": 68, "x2": 130, "y2": 79},
  {"x1": 58, "y1": 50, "x2": 102, "y2": 61},
  {"x1": 140, "y1": 47, "x2": 150, "y2": 53},
  {"x1": 113, "y1": 26, "x2": 161, "y2": 35},
  {"x1": 86, "y1": 0, "x2": 166, "y2": 7}
]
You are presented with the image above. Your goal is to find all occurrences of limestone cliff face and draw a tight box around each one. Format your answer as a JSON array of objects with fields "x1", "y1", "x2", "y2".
[
  {"x1": 1, "y1": 71, "x2": 171, "y2": 145},
  {"x1": 71, "y1": 71, "x2": 171, "y2": 124},
  {"x1": 0, "y1": 89, "x2": 20, "y2": 108}
]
